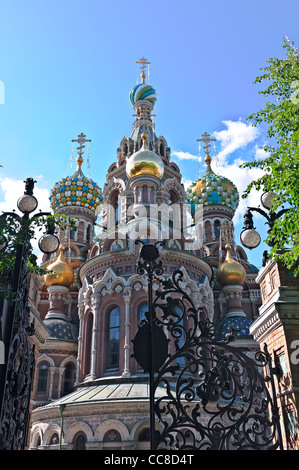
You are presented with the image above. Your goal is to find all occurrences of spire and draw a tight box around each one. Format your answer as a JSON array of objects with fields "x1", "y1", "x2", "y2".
[
  {"x1": 136, "y1": 57, "x2": 151, "y2": 84},
  {"x1": 197, "y1": 132, "x2": 216, "y2": 172},
  {"x1": 71, "y1": 132, "x2": 92, "y2": 176}
]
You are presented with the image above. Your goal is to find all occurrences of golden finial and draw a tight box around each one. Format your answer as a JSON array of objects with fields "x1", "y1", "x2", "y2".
[{"x1": 141, "y1": 132, "x2": 148, "y2": 149}]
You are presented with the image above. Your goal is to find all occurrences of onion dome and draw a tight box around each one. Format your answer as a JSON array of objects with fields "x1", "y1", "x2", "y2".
[
  {"x1": 215, "y1": 316, "x2": 253, "y2": 341},
  {"x1": 130, "y1": 80, "x2": 157, "y2": 106},
  {"x1": 126, "y1": 133, "x2": 164, "y2": 179},
  {"x1": 185, "y1": 155, "x2": 239, "y2": 213},
  {"x1": 44, "y1": 247, "x2": 75, "y2": 288},
  {"x1": 216, "y1": 244, "x2": 246, "y2": 287},
  {"x1": 50, "y1": 155, "x2": 103, "y2": 213}
]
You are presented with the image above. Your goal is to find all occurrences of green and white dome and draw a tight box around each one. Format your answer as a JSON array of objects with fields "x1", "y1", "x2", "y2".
[
  {"x1": 129, "y1": 83, "x2": 157, "y2": 106},
  {"x1": 186, "y1": 169, "x2": 239, "y2": 214}
]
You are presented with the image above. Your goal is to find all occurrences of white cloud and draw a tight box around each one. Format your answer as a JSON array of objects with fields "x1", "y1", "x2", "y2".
[
  {"x1": 172, "y1": 151, "x2": 199, "y2": 161},
  {"x1": 181, "y1": 178, "x2": 193, "y2": 189},
  {"x1": 254, "y1": 147, "x2": 269, "y2": 160},
  {"x1": 213, "y1": 119, "x2": 258, "y2": 165}
]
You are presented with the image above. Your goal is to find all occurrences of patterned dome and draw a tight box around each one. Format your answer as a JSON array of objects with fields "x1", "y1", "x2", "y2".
[
  {"x1": 215, "y1": 316, "x2": 253, "y2": 341},
  {"x1": 50, "y1": 159, "x2": 103, "y2": 213},
  {"x1": 130, "y1": 83, "x2": 157, "y2": 106},
  {"x1": 186, "y1": 169, "x2": 239, "y2": 213}
]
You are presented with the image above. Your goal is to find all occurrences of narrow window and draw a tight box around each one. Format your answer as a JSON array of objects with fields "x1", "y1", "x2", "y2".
[
  {"x1": 107, "y1": 307, "x2": 120, "y2": 369},
  {"x1": 37, "y1": 363, "x2": 49, "y2": 392}
]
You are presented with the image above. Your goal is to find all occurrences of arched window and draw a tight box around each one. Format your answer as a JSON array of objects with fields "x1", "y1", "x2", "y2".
[
  {"x1": 73, "y1": 432, "x2": 86, "y2": 450},
  {"x1": 107, "y1": 307, "x2": 120, "y2": 369},
  {"x1": 84, "y1": 313, "x2": 93, "y2": 376},
  {"x1": 86, "y1": 225, "x2": 91, "y2": 245},
  {"x1": 63, "y1": 363, "x2": 75, "y2": 396},
  {"x1": 103, "y1": 429, "x2": 121, "y2": 442},
  {"x1": 113, "y1": 194, "x2": 119, "y2": 226},
  {"x1": 214, "y1": 220, "x2": 221, "y2": 239},
  {"x1": 103, "y1": 429, "x2": 121, "y2": 450},
  {"x1": 138, "y1": 427, "x2": 150, "y2": 441},
  {"x1": 138, "y1": 303, "x2": 148, "y2": 325},
  {"x1": 50, "y1": 433, "x2": 59, "y2": 445},
  {"x1": 37, "y1": 363, "x2": 49, "y2": 392}
]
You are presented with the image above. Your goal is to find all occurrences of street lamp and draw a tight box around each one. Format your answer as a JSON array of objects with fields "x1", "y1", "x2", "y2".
[
  {"x1": 0, "y1": 177, "x2": 60, "y2": 450},
  {"x1": 240, "y1": 191, "x2": 289, "y2": 253}
]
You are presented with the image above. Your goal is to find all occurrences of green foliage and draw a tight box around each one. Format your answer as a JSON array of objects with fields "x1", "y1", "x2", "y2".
[
  {"x1": 0, "y1": 212, "x2": 77, "y2": 302},
  {"x1": 241, "y1": 36, "x2": 299, "y2": 275}
]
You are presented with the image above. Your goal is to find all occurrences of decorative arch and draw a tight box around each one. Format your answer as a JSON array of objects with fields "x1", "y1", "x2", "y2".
[
  {"x1": 43, "y1": 423, "x2": 61, "y2": 446},
  {"x1": 30, "y1": 423, "x2": 47, "y2": 449},
  {"x1": 94, "y1": 419, "x2": 129, "y2": 443},
  {"x1": 64, "y1": 421, "x2": 94, "y2": 444}
]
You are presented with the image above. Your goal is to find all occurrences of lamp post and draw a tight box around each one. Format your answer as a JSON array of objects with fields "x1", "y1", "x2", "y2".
[
  {"x1": 132, "y1": 240, "x2": 168, "y2": 450},
  {"x1": 240, "y1": 191, "x2": 289, "y2": 263},
  {"x1": 0, "y1": 177, "x2": 60, "y2": 450}
]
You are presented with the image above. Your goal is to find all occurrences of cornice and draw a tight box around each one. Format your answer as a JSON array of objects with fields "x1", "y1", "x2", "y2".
[{"x1": 78, "y1": 248, "x2": 213, "y2": 283}]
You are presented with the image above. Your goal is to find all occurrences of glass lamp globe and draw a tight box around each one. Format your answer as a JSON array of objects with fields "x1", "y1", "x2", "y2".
[
  {"x1": 240, "y1": 228, "x2": 261, "y2": 250},
  {"x1": 261, "y1": 191, "x2": 276, "y2": 210},
  {"x1": 38, "y1": 233, "x2": 60, "y2": 254},
  {"x1": 17, "y1": 194, "x2": 38, "y2": 213}
]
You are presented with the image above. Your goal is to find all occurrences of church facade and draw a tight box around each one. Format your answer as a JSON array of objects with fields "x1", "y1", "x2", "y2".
[{"x1": 28, "y1": 63, "x2": 261, "y2": 450}]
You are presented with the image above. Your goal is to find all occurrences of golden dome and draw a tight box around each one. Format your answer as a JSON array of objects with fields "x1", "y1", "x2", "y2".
[
  {"x1": 126, "y1": 133, "x2": 164, "y2": 179},
  {"x1": 216, "y1": 244, "x2": 246, "y2": 286},
  {"x1": 44, "y1": 247, "x2": 75, "y2": 288}
]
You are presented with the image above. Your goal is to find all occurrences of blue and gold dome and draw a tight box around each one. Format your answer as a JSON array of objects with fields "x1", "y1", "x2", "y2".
[
  {"x1": 186, "y1": 155, "x2": 239, "y2": 214},
  {"x1": 50, "y1": 156, "x2": 103, "y2": 213}
]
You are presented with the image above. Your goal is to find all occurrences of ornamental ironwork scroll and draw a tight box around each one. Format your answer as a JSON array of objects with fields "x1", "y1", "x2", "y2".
[
  {"x1": 0, "y1": 239, "x2": 35, "y2": 450},
  {"x1": 132, "y1": 243, "x2": 283, "y2": 451}
]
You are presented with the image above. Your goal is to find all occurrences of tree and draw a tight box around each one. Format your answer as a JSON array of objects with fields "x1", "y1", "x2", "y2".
[{"x1": 241, "y1": 36, "x2": 299, "y2": 275}]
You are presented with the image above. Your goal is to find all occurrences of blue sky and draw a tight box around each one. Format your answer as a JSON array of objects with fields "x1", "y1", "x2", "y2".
[{"x1": 0, "y1": 0, "x2": 298, "y2": 267}]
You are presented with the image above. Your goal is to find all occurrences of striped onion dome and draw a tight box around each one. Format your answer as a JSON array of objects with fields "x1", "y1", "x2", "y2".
[{"x1": 129, "y1": 83, "x2": 157, "y2": 105}]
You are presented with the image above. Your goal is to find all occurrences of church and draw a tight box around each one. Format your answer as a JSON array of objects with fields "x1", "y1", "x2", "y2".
[{"x1": 27, "y1": 60, "x2": 263, "y2": 450}]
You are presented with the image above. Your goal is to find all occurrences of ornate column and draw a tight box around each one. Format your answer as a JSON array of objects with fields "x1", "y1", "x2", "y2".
[
  {"x1": 75, "y1": 302, "x2": 85, "y2": 385},
  {"x1": 48, "y1": 367, "x2": 56, "y2": 400},
  {"x1": 57, "y1": 367, "x2": 65, "y2": 398},
  {"x1": 90, "y1": 293, "x2": 100, "y2": 380},
  {"x1": 46, "y1": 286, "x2": 69, "y2": 320},
  {"x1": 122, "y1": 288, "x2": 132, "y2": 377}
]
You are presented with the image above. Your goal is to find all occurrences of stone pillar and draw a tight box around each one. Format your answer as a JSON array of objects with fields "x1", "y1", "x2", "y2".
[
  {"x1": 46, "y1": 285, "x2": 69, "y2": 320},
  {"x1": 57, "y1": 367, "x2": 65, "y2": 398},
  {"x1": 48, "y1": 367, "x2": 56, "y2": 399},
  {"x1": 122, "y1": 288, "x2": 132, "y2": 377},
  {"x1": 75, "y1": 302, "x2": 85, "y2": 385},
  {"x1": 222, "y1": 284, "x2": 245, "y2": 317},
  {"x1": 90, "y1": 293, "x2": 100, "y2": 380}
]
